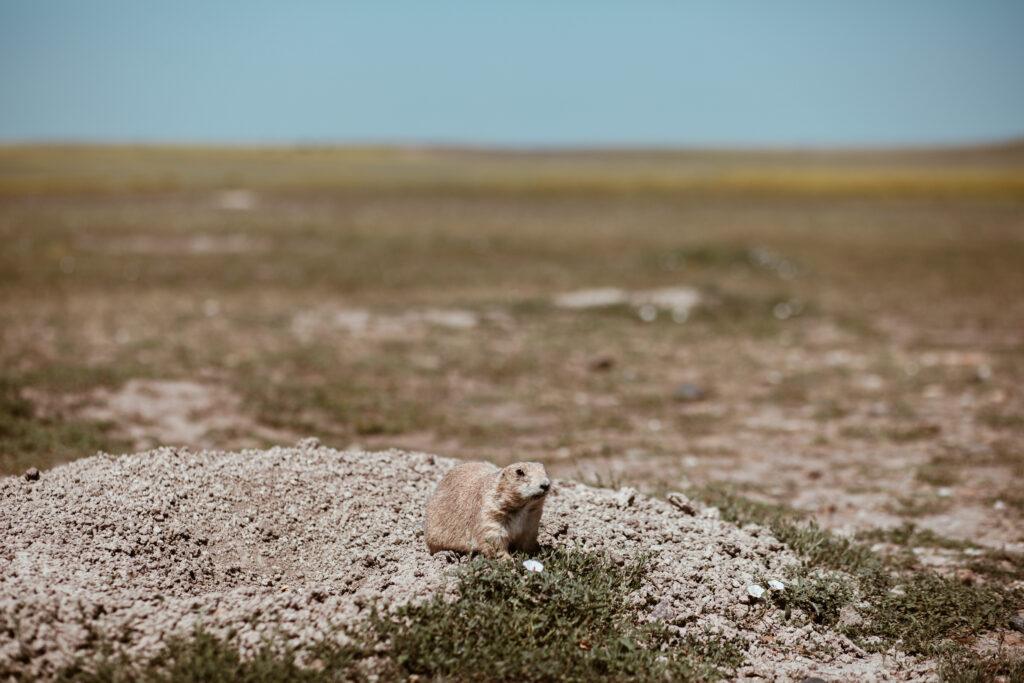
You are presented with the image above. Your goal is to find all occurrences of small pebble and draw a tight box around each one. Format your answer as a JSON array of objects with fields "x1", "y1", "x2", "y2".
[
  {"x1": 747, "y1": 584, "x2": 765, "y2": 599},
  {"x1": 1011, "y1": 615, "x2": 1024, "y2": 633},
  {"x1": 522, "y1": 560, "x2": 543, "y2": 573},
  {"x1": 24, "y1": 468, "x2": 40, "y2": 481},
  {"x1": 768, "y1": 579, "x2": 785, "y2": 591},
  {"x1": 673, "y1": 383, "x2": 707, "y2": 402}
]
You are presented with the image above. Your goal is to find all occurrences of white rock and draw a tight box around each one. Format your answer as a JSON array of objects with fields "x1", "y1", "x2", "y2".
[
  {"x1": 523, "y1": 560, "x2": 543, "y2": 573},
  {"x1": 747, "y1": 584, "x2": 765, "y2": 599},
  {"x1": 767, "y1": 579, "x2": 785, "y2": 591}
]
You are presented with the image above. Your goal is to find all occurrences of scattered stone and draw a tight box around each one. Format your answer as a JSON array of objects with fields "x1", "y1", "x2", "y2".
[
  {"x1": 553, "y1": 288, "x2": 627, "y2": 309},
  {"x1": 839, "y1": 605, "x2": 864, "y2": 628},
  {"x1": 615, "y1": 487, "x2": 638, "y2": 508},
  {"x1": 1011, "y1": 615, "x2": 1024, "y2": 633},
  {"x1": 522, "y1": 560, "x2": 543, "y2": 573},
  {"x1": 650, "y1": 598, "x2": 675, "y2": 622},
  {"x1": 801, "y1": 678, "x2": 828, "y2": 683},
  {"x1": 673, "y1": 383, "x2": 707, "y2": 402},
  {"x1": 23, "y1": 468, "x2": 40, "y2": 481},
  {"x1": 768, "y1": 579, "x2": 785, "y2": 591},
  {"x1": 747, "y1": 584, "x2": 766, "y2": 600},
  {"x1": 587, "y1": 355, "x2": 615, "y2": 372}
]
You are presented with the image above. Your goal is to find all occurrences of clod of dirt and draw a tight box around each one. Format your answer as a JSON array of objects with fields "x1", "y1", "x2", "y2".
[
  {"x1": 666, "y1": 491, "x2": 698, "y2": 516},
  {"x1": 587, "y1": 355, "x2": 615, "y2": 372},
  {"x1": 1, "y1": 444, "x2": 931, "y2": 680},
  {"x1": 22, "y1": 468, "x2": 39, "y2": 481}
]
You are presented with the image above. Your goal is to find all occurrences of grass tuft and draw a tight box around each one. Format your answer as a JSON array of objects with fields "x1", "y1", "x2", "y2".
[
  {"x1": 54, "y1": 547, "x2": 748, "y2": 682},
  {"x1": 0, "y1": 374, "x2": 126, "y2": 474},
  {"x1": 370, "y1": 546, "x2": 746, "y2": 681}
]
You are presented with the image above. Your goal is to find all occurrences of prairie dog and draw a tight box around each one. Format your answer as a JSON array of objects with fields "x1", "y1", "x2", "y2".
[{"x1": 424, "y1": 461, "x2": 550, "y2": 559}]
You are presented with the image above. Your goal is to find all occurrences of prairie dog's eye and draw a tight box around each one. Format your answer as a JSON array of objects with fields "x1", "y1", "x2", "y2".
[{"x1": 515, "y1": 468, "x2": 525, "y2": 477}]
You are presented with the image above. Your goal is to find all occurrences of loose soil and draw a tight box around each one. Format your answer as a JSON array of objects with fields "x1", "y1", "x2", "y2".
[{"x1": 2, "y1": 442, "x2": 931, "y2": 680}]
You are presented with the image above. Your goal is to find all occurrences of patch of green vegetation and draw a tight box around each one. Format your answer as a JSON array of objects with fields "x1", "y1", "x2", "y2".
[
  {"x1": 53, "y1": 624, "x2": 364, "y2": 682},
  {"x1": 978, "y1": 408, "x2": 1024, "y2": 430},
  {"x1": 646, "y1": 244, "x2": 753, "y2": 272},
  {"x1": 693, "y1": 485, "x2": 879, "y2": 573},
  {"x1": 0, "y1": 375, "x2": 127, "y2": 474},
  {"x1": 370, "y1": 547, "x2": 746, "y2": 681},
  {"x1": 856, "y1": 522, "x2": 975, "y2": 551},
  {"x1": 852, "y1": 570, "x2": 1016, "y2": 656},
  {"x1": 758, "y1": 568, "x2": 854, "y2": 626},
  {"x1": 691, "y1": 486, "x2": 1024, "y2": 670},
  {"x1": 887, "y1": 494, "x2": 952, "y2": 518},
  {"x1": 231, "y1": 345, "x2": 443, "y2": 440},
  {"x1": 813, "y1": 399, "x2": 849, "y2": 421},
  {"x1": 55, "y1": 548, "x2": 748, "y2": 682},
  {"x1": 938, "y1": 647, "x2": 1024, "y2": 683},
  {"x1": 915, "y1": 461, "x2": 963, "y2": 487},
  {"x1": 885, "y1": 423, "x2": 941, "y2": 443},
  {"x1": 840, "y1": 423, "x2": 941, "y2": 443},
  {"x1": 966, "y1": 549, "x2": 1024, "y2": 584}
]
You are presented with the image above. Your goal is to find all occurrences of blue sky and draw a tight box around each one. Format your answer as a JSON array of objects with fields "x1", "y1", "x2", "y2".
[{"x1": 1, "y1": 1, "x2": 1022, "y2": 147}]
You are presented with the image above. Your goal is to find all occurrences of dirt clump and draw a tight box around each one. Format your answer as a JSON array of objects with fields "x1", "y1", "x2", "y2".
[{"x1": 1, "y1": 441, "x2": 930, "y2": 680}]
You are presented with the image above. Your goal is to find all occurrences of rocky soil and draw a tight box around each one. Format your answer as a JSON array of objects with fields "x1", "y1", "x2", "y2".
[{"x1": 1, "y1": 441, "x2": 934, "y2": 680}]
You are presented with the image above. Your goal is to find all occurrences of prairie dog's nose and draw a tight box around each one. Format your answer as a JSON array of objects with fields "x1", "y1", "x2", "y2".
[{"x1": 540, "y1": 479, "x2": 550, "y2": 491}]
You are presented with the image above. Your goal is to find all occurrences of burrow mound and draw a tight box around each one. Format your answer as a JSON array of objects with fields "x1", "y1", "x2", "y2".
[{"x1": 0, "y1": 442, "x2": 930, "y2": 680}]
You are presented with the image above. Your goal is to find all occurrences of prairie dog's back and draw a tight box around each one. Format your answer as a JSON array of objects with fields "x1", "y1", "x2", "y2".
[{"x1": 424, "y1": 462, "x2": 497, "y2": 554}]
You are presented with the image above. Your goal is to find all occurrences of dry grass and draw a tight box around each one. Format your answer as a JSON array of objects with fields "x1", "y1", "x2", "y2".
[{"x1": 2, "y1": 144, "x2": 1023, "y2": 545}]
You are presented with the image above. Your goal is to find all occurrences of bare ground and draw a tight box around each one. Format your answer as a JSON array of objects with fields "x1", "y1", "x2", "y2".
[{"x1": 1, "y1": 442, "x2": 935, "y2": 681}]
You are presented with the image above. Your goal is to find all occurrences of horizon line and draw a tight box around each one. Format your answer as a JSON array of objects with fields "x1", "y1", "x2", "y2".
[{"x1": 3, "y1": 134, "x2": 1024, "y2": 155}]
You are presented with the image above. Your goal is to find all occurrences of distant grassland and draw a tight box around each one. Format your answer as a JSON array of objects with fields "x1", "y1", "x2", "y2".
[{"x1": 2, "y1": 143, "x2": 1024, "y2": 197}]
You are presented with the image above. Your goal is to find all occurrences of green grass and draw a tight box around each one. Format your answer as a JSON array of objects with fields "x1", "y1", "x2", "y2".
[
  {"x1": 0, "y1": 374, "x2": 127, "y2": 474},
  {"x1": 938, "y1": 649, "x2": 1024, "y2": 683},
  {"x1": 54, "y1": 547, "x2": 748, "y2": 682},
  {"x1": 853, "y1": 570, "x2": 1015, "y2": 656},
  {"x1": 690, "y1": 485, "x2": 1023, "y2": 673},
  {"x1": 370, "y1": 547, "x2": 745, "y2": 682}
]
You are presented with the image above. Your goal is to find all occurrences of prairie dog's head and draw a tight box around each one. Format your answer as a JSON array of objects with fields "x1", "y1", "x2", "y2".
[{"x1": 496, "y1": 462, "x2": 551, "y2": 507}]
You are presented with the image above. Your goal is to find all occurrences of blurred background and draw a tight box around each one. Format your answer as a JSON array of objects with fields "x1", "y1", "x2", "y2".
[{"x1": 2, "y1": 1, "x2": 1023, "y2": 553}]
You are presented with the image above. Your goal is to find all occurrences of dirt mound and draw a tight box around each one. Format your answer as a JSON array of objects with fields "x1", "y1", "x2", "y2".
[{"x1": 0, "y1": 442, "x2": 930, "y2": 680}]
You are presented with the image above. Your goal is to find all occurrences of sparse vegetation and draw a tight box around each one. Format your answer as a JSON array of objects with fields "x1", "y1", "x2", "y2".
[
  {"x1": 55, "y1": 548, "x2": 748, "y2": 682},
  {"x1": 0, "y1": 374, "x2": 126, "y2": 473},
  {"x1": 691, "y1": 484, "x2": 1023, "y2": 675},
  {"x1": 3, "y1": 144, "x2": 1024, "y2": 678}
]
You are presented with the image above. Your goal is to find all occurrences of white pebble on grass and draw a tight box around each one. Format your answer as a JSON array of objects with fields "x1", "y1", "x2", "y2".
[
  {"x1": 523, "y1": 560, "x2": 543, "y2": 573},
  {"x1": 768, "y1": 579, "x2": 785, "y2": 591},
  {"x1": 747, "y1": 584, "x2": 766, "y2": 599}
]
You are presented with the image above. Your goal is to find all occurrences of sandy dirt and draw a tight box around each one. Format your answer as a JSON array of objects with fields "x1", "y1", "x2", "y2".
[{"x1": 1, "y1": 441, "x2": 934, "y2": 680}]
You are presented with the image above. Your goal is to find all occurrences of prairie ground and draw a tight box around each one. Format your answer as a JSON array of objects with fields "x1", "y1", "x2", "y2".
[{"x1": 1, "y1": 144, "x2": 1023, "y2": 674}]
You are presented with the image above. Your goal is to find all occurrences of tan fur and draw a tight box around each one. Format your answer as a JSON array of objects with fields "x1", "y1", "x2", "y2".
[{"x1": 424, "y1": 461, "x2": 550, "y2": 559}]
